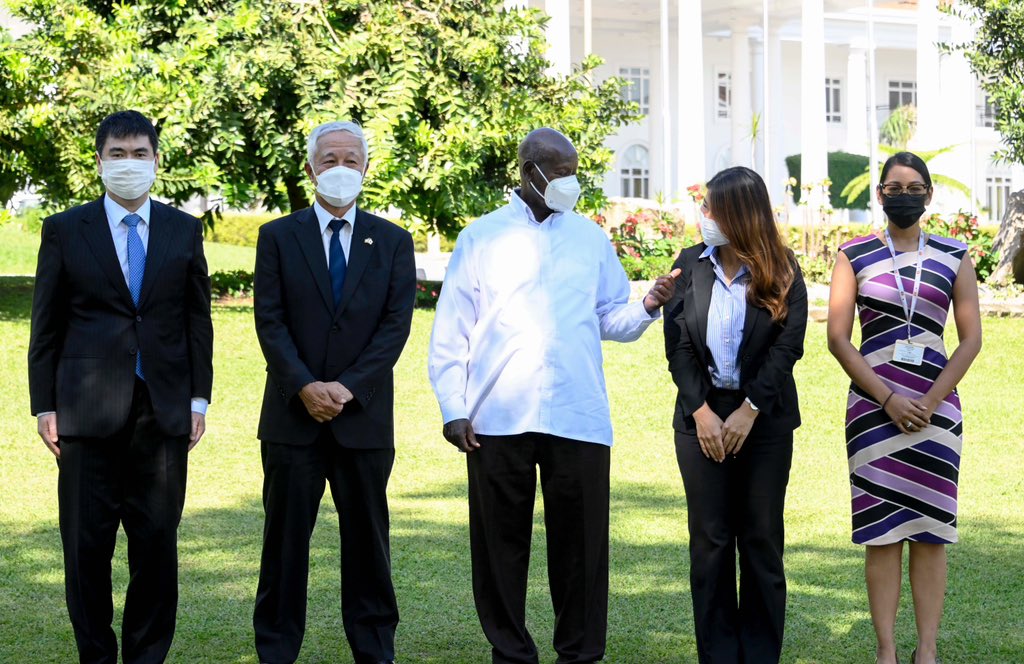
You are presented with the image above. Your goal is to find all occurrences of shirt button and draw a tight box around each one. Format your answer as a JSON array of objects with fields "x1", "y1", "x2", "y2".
[{"x1": 136, "y1": 315, "x2": 142, "y2": 322}]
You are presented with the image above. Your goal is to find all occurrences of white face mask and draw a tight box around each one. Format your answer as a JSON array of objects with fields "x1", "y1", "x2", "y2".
[
  {"x1": 530, "y1": 164, "x2": 581, "y2": 213},
  {"x1": 700, "y1": 215, "x2": 730, "y2": 247},
  {"x1": 100, "y1": 158, "x2": 156, "y2": 200},
  {"x1": 314, "y1": 164, "x2": 363, "y2": 208}
]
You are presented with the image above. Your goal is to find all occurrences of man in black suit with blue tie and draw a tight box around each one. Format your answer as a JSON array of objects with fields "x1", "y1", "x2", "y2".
[
  {"x1": 252, "y1": 121, "x2": 416, "y2": 664},
  {"x1": 28, "y1": 110, "x2": 214, "y2": 664}
]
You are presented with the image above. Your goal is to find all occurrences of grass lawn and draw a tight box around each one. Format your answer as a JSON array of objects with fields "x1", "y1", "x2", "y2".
[{"x1": 0, "y1": 228, "x2": 1022, "y2": 662}]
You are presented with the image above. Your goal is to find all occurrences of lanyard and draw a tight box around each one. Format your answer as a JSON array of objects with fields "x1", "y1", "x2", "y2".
[{"x1": 883, "y1": 229, "x2": 927, "y2": 340}]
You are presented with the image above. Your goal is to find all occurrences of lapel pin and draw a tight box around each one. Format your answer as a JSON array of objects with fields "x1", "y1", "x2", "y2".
[{"x1": 364, "y1": 237, "x2": 374, "y2": 245}]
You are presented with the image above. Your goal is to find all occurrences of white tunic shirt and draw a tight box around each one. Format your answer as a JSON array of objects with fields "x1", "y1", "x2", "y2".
[{"x1": 428, "y1": 192, "x2": 658, "y2": 446}]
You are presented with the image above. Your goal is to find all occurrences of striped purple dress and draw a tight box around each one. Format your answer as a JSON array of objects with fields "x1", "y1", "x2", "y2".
[{"x1": 839, "y1": 233, "x2": 967, "y2": 546}]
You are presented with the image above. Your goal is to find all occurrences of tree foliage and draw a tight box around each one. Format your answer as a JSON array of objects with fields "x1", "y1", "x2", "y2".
[
  {"x1": 949, "y1": 0, "x2": 1024, "y2": 167},
  {"x1": 0, "y1": 0, "x2": 637, "y2": 236}
]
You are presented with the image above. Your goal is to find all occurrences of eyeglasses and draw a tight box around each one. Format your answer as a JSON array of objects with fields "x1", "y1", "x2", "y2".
[{"x1": 879, "y1": 183, "x2": 930, "y2": 197}]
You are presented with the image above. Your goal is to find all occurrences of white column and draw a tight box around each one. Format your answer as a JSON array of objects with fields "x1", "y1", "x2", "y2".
[
  {"x1": 659, "y1": 0, "x2": 672, "y2": 192},
  {"x1": 731, "y1": 25, "x2": 753, "y2": 168},
  {"x1": 913, "y1": 0, "x2": 941, "y2": 149},
  {"x1": 845, "y1": 42, "x2": 869, "y2": 155},
  {"x1": 766, "y1": 28, "x2": 785, "y2": 203},
  {"x1": 867, "y1": 0, "x2": 882, "y2": 225},
  {"x1": 751, "y1": 36, "x2": 765, "y2": 174},
  {"x1": 801, "y1": 0, "x2": 828, "y2": 209},
  {"x1": 545, "y1": 0, "x2": 571, "y2": 75},
  {"x1": 583, "y1": 0, "x2": 593, "y2": 56},
  {"x1": 676, "y1": 0, "x2": 706, "y2": 191}
]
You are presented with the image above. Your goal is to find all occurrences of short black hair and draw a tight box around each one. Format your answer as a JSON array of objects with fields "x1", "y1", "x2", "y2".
[
  {"x1": 879, "y1": 151, "x2": 931, "y2": 187},
  {"x1": 95, "y1": 110, "x2": 159, "y2": 155}
]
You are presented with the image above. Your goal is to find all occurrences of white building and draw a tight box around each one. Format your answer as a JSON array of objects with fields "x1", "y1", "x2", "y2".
[{"x1": 521, "y1": 0, "x2": 1024, "y2": 224}]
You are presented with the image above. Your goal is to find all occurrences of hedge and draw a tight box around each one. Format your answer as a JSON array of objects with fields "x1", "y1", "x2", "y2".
[{"x1": 785, "y1": 151, "x2": 870, "y2": 210}]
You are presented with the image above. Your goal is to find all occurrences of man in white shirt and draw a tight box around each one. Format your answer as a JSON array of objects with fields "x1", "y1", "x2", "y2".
[{"x1": 428, "y1": 128, "x2": 679, "y2": 664}]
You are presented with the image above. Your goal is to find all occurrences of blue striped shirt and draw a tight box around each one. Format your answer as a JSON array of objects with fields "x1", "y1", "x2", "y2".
[{"x1": 703, "y1": 245, "x2": 749, "y2": 390}]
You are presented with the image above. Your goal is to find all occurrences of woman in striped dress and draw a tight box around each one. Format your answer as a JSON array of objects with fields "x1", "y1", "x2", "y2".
[{"x1": 827, "y1": 152, "x2": 982, "y2": 664}]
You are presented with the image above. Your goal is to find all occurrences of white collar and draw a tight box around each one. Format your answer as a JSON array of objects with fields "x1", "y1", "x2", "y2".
[
  {"x1": 104, "y1": 194, "x2": 152, "y2": 226},
  {"x1": 313, "y1": 200, "x2": 358, "y2": 235}
]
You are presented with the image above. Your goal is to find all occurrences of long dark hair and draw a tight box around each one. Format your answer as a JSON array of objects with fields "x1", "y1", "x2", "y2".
[{"x1": 705, "y1": 166, "x2": 794, "y2": 323}]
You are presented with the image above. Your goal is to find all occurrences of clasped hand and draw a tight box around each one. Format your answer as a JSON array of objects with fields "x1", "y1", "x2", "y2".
[
  {"x1": 883, "y1": 392, "x2": 933, "y2": 435},
  {"x1": 693, "y1": 401, "x2": 759, "y2": 462},
  {"x1": 299, "y1": 381, "x2": 353, "y2": 423}
]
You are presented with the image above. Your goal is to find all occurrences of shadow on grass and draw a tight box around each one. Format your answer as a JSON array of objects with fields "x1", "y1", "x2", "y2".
[
  {"x1": 2, "y1": 480, "x2": 1021, "y2": 663},
  {"x1": 0, "y1": 276, "x2": 33, "y2": 321}
]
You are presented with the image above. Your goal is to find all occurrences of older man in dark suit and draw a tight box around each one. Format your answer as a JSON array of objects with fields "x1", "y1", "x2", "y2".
[
  {"x1": 252, "y1": 120, "x2": 416, "y2": 664},
  {"x1": 28, "y1": 110, "x2": 213, "y2": 664}
]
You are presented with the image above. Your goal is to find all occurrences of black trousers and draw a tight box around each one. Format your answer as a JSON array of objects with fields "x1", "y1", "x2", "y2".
[
  {"x1": 675, "y1": 390, "x2": 793, "y2": 664},
  {"x1": 468, "y1": 433, "x2": 610, "y2": 664},
  {"x1": 57, "y1": 379, "x2": 189, "y2": 664},
  {"x1": 253, "y1": 429, "x2": 398, "y2": 664}
]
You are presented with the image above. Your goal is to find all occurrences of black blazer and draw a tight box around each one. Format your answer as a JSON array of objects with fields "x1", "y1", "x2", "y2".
[
  {"x1": 28, "y1": 196, "x2": 213, "y2": 438},
  {"x1": 663, "y1": 243, "x2": 807, "y2": 437},
  {"x1": 254, "y1": 206, "x2": 416, "y2": 448}
]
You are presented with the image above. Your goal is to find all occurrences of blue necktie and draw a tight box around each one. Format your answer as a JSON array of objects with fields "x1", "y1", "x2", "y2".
[
  {"x1": 123, "y1": 213, "x2": 146, "y2": 380},
  {"x1": 328, "y1": 218, "x2": 348, "y2": 308}
]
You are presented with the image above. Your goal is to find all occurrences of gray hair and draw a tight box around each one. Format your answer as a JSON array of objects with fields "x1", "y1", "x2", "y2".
[{"x1": 306, "y1": 121, "x2": 368, "y2": 165}]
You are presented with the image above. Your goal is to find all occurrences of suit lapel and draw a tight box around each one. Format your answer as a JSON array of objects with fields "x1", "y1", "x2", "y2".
[
  {"x1": 79, "y1": 197, "x2": 134, "y2": 307},
  {"x1": 690, "y1": 254, "x2": 715, "y2": 366},
  {"x1": 334, "y1": 210, "x2": 376, "y2": 319},
  {"x1": 138, "y1": 200, "x2": 172, "y2": 309},
  {"x1": 294, "y1": 207, "x2": 335, "y2": 314},
  {"x1": 738, "y1": 297, "x2": 763, "y2": 361}
]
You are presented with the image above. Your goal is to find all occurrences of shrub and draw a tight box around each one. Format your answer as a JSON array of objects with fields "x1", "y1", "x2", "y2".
[
  {"x1": 206, "y1": 212, "x2": 278, "y2": 247},
  {"x1": 210, "y1": 269, "x2": 254, "y2": 298},
  {"x1": 921, "y1": 211, "x2": 998, "y2": 281},
  {"x1": 610, "y1": 207, "x2": 684, "y2": 259},
  {"x1": 416, "y1": 280, "x2": 442, "y2": 309},
  {"x1": 619, "y1": 254, "x2": 676, "y2": 281},
  {"x1": 785, "y1": 152, "x2": 871, "y2": 210}
]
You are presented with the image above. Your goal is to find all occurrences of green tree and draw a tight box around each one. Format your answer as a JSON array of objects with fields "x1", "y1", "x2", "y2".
[
  {"x1": 949, "y1": 0, "x2": 1024, "y2": 166},
  {"x1": 0, "y1": 0, "x2": 637, "y2": 237}
]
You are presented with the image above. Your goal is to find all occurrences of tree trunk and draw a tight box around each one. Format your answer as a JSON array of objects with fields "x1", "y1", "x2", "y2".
[
  {"x1": 284, "y1": 174, "x2": 308, "y2": 213},
  {"x1": 989, "y1": 190, "x2": 1024, "y2": 285}
]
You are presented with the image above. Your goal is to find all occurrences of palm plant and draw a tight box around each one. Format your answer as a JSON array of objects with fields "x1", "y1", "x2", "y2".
[{"x1": 841, "y1": 104, "x2": 972, "y2": 204}]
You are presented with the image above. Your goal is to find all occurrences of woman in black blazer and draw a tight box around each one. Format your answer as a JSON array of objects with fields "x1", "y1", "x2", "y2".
[{"x1": 663, "y1": 166, "x2": 807, "y2": 663}]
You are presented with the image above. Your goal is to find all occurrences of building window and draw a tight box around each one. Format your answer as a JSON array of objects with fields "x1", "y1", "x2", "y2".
[
  {"x1": 986, "y1": 173, "x2": 1011, "y2": 223},
  {"x1": 716, "y1": 71, "x2": 731, "y2": 120},
  {"x1": 888, "y1": 80, "x2": 917, "y2": 111},
  {"x1": 826, "y1": 78, "x2": 842, "y2": 123},
  {"x1": 619, "y1": 144, "x2": 650, "y2": 199},
  {"x1": 619, "y1": 67, "x2": 650, "y2": 115},
  {"x1": 979, "y1": 92, "x2": 997, "y2": 128}
]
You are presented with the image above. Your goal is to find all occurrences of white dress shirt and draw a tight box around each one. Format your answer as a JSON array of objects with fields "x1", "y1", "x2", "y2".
[
  {"x1": 312, "y1": 200, "x2": 356, "y2": 265},
  {"x1": 703, "y1": 245, "x2": 750, "y2": 390},
  {"x1": 428, "y1": 192, "x2": 658, "y2": 447},
  {"x1": 104, "y1": 195, "x2": 152, "y2": 284}
]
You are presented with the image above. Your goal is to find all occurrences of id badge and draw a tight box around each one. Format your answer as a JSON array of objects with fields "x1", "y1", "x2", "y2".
[{"x1": 893, "y1": 339, "x2": 925, "y2": 366}]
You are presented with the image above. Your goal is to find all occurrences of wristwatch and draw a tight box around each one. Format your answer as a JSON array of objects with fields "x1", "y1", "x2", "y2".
[{"x1": 744, "y1": 397, "x2": 759, "y2": 412}]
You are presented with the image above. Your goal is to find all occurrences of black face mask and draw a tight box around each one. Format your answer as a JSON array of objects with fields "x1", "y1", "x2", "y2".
[{"x1": 882, "y1": 193, "x2": 928, "y2": 229}]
